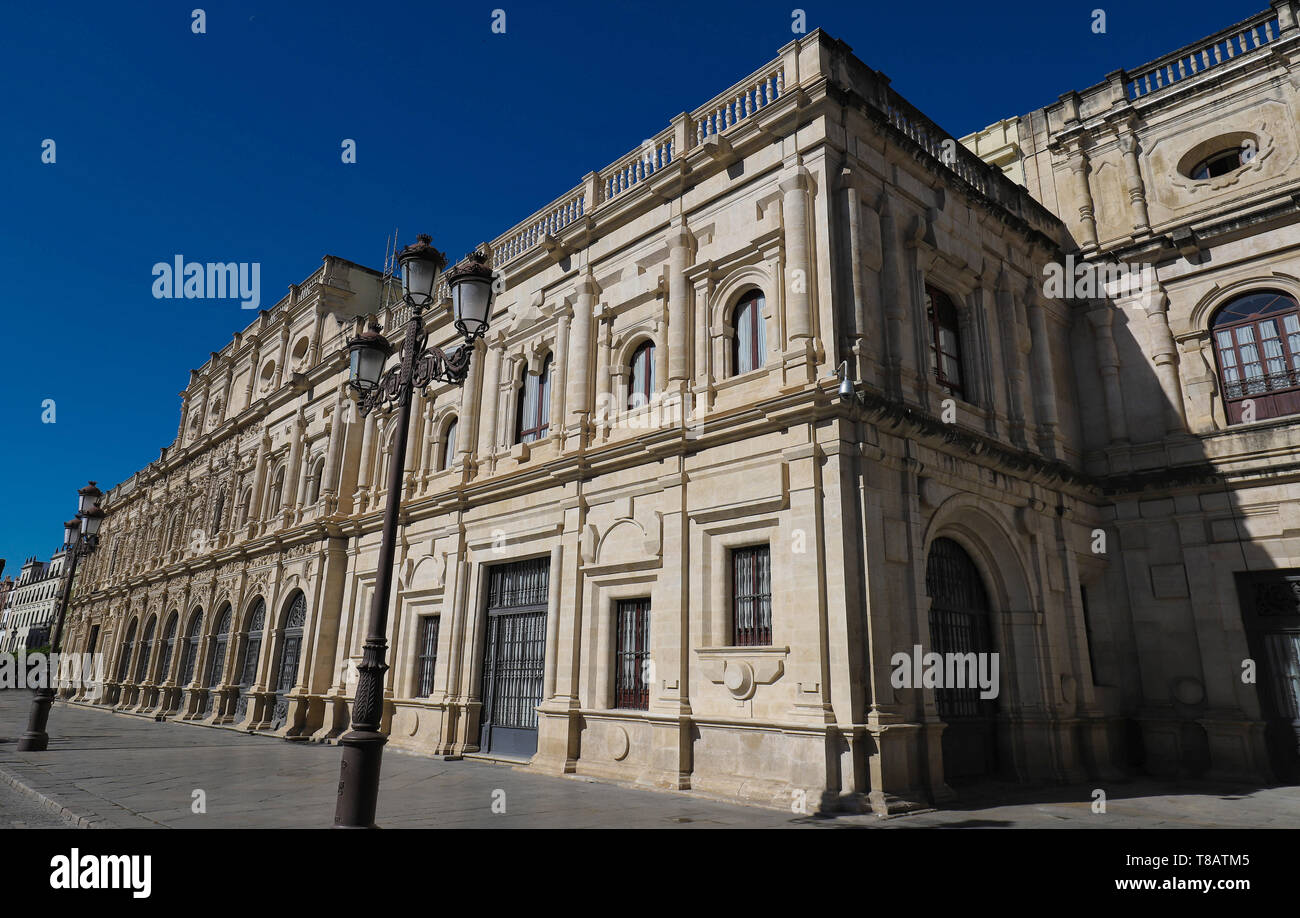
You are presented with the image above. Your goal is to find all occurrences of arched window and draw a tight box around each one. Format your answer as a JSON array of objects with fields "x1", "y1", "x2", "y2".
[
  {"x1": 158, "y1": 612, "x2": 178, "y2": 682},
  {"x1": 441, "y1": 418, "x2": 458, "y2": 470},
  {"x1": 268, "y1": 467, "x2": 286, "y2": 517},
  {"x1": 731, "y1": 291, "x2": 766, "y2": 376},
  {"x1": 925, "y1": 285, "x2": 964, "y2": 399},
  {"x1": 271, "y1": 592, "x2": 307, "y2": 729},
  {"x1": 238, "y1": 487, "x2": 253, "y2": 526},
  {"x1": 181, "y1": 609, "x2": 203, "y2": 686},
  {"x1": 115, "y1": 619, "x2": 138, "y2": 682},
  {"x1": 134, "y1": 616, "x2": 157, "y2": 683},
  {"x1": 1211, "y1": 290, "x2": 1300, "y2": 424},
  {"x1": 628, "y1": 341, "x2": 655, "y2": 410},
  {"x1": 204, "y1": 605, "x2": 232, "y2": 716},
  {"x1": 307, "y1": 457, "x2": 326, "y2": 504},
  {"x1": 516, "y1": 356, "x2": 552, "y2": 444},
  {"x1": 235, "y1": 599, "x2": 266, "y2": 720}
]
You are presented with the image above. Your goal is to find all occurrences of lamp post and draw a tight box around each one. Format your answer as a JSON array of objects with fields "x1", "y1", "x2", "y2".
[
  {"x1": 334, "y1": 234, "x2": 496, "y2": 828},
  {"x1": 17, "y1": 481, "x2": 104, "y2": 752}
]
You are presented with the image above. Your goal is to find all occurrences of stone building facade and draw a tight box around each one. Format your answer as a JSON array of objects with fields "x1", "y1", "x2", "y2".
[{"x1": 63, "y1": 4, "x2": 1300, "y2": 812}]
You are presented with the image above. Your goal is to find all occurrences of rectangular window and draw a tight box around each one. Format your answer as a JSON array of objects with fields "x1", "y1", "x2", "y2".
[
  {"x1": 614, "y1": 599, "x2": 651, "y2": 710},
  {"x1": 415, "y1": 616, "x2": 440, "y2": 698},
  {"x1": 732, "y1": 545, "x2": 772, "y2": 646}
]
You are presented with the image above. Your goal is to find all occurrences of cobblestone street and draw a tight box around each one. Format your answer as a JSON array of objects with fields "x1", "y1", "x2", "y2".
[{"x1": 1, "y1": 691, "x2": 1298, "y2": 829}]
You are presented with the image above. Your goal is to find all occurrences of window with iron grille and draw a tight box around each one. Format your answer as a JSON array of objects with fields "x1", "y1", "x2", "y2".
[
  {"x1": 207, "y1": 607, "x2": 231, "y2": 689},
  {"x1": 925, "y1": 285, "x2": 964, "y2": 399},
  {"x1": 731, "y1": 290, "x2": 766, "y2": 376},
  {"x1": 239, "y1": 601, "x2": 266, "y2": 686},
  {"x1": 1211, "y1": 290, "x2": 1300, "y2": 423},
  {"x1": 515, "y1": 357, "x2": 552, "y2": 444},
  {"x1": 614, "y1": 599, "x2": 651, "y2": 709},
  {"x1": 275, "y1": 593, "x2": 306, "y2": 693},
  {"x1": 415, "y1": 616, "x2": 440, "y2": 698},
  {"x1": 731, "y1": 545, "x2": 772, "y2": 646}
]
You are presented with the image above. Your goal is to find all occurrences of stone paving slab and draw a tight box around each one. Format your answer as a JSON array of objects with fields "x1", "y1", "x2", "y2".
[{"x1": 2, "y1": 690, "x2": 1299, "y2": 829}]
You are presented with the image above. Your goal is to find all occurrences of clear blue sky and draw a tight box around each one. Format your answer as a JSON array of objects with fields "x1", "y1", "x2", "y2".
[{"x1": 0, "y1": 0, "x2": 1265, "y2": 570}]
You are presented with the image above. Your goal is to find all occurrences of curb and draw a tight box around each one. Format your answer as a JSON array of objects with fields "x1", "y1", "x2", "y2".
[{"x1": 0, "y1": 763, "x2": 98, "y2": 829}]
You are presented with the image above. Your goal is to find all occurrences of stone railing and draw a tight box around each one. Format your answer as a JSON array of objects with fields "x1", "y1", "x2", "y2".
[
  {"x1": 424, "y1": 51, "x2": 789, "y2": 286},
  {"x1": 1127, "y1": 9, "x2": 1283, "y2": 99},
  {"x1": 489, "y1": 186, "x2": 588, "y2": 270},
  {"x1": 601, "y1": 129, "x2": 676, "y2": 206},
  {"x1": 690, "y1": 60, "x2": 786, "y2": 144}
]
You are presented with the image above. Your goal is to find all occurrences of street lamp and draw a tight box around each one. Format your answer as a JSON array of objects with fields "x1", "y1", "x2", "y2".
[
  {"x1": 334, "y1": 235, "x2": 497, "y2": 828},
  {"x1": 17, "y1": 481, "x2": 103, "y2": 752}
]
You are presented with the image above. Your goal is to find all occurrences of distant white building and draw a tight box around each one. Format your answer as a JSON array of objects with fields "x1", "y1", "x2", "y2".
[{"x1": 2, "y1": 549, "x2": 66, "y2": 653}]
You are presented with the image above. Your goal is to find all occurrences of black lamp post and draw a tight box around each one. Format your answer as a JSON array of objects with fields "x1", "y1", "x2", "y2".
[
  {"x1": 333, "y1": 235, "x2": 496, "y2": 828},
  {"x1": 17, "y1": 481, "x2": 104, "y2": 752}
]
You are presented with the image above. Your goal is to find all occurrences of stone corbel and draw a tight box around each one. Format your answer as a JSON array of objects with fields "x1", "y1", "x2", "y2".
[{"x1": 696, "y1": 646, "x2": 789, "y2": 700}]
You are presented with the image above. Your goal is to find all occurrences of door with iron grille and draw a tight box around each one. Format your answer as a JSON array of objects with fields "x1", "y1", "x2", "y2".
[
  {"x1": 926, "y1": 537, "x2": 999, "y2": 782},
  {"x1": 235, "y1": 601, "x2": 265, "y2": 721},
  {"x1": 1237, "y1": 571, "x2": 1300, "y2": 782},
  {"x1": 270, "y1": 593, "x2": 306, "y2": 730},
  {"x1": 478, "y1": 558, "x2": 549, "y2": 757}
]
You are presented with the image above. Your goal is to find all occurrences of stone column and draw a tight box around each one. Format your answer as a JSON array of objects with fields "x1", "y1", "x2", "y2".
[
  {"x1": 245, "y1": 340, "x2": 261, "y2": 405},
  {"x1": 780, "y1": 165, "x2": 816, "y2": 381},
  {"x1": 566, "y1": 273, "x2": 598, "y2": 446},
  {"x1": 878, "y1": 194, "x2": 905, "y2": 398},
  {"x1": 321, "y1": 387, "x2": 349, "y2": 508},
  {"x1": 1026, "y1": 280, "x2": 1064, "y2": 458},
  {"x1": 477, "y1": 334, "x2": 503, "y2": 461},
  {"x1": 455, "y1": 337, "x2": 483, "y2": 466},
  {"x1": 220, "y1": 361, "x2": 234, "y2": 425},
  {"x1": 272, "y1": 324, "x2": 290, "y2": 390},
  {"x1": 1140, "y1": 278, "x2": 1188, "y2": 434},
  {"x1": 354, "y1": 411, "x2": 377, "y2": 506},
  {"x1": 550, "y1": 308, "x2": 572, "y2": 437},
  {"x1": 998, "y1": 271, "x2": 1031, "y2": 447},
  {"x1": 176, "y1": 391, "x2": 190, "y2": 443},
  {"x1": 404, "y1": 384, "x2": 425, "y2": 489},
  {"x1": 1067, "y1": 148, "x2": 1100, "y2": 249},
  {"x1": 595, "y1": 308, "x2": 614, "y2": 433},
  {"x1": 839, "y1": 168, "x2": 871, "y2": 375},
  {"x1": 667, "y1": 222, "x2": 694, "y2": 390},
  {"x1": 1116, "y1": 125, "x2": 1151, "y2": 233},
  {"x1": 248, "y1": 431, "x2": 270, "y2": 535},
  {"x1": 1087, "y1": 306, "x2": 1130, "y2": 444},
  {"x1": 283, "y1": 412, "x2": 305, "y2": 525}
]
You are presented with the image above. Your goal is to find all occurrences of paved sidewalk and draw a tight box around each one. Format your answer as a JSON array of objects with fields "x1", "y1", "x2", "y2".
[{"x1": 1, "y1": 690, "x2": 1298, "y2": 828}]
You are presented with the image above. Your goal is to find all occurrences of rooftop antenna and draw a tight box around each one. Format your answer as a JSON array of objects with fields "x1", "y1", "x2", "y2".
[{"x1": 379, "y1": 228, "x2": 400, "y2": 317}]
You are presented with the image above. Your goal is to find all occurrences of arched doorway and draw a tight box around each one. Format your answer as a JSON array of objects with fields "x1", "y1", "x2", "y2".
[
  {"x1": 234, "y1": 599, "x2": 265, "y2": 721},
  {"x1": 926, "y1": 537, "x2": 999, "y2": 782},
  {"x1": 203, "y1": 606, "x2": 232, "y2": 717},
  {"x1": 270, "y1": 592, "x2": 306, "y2": 730}
]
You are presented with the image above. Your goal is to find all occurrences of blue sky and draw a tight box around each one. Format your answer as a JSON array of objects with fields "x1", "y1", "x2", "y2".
[{"x1": 0, "y1": 0, "x2": 1265, "y2": 570}]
